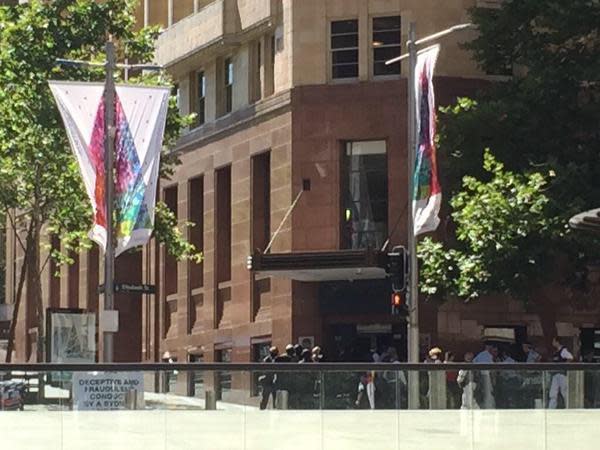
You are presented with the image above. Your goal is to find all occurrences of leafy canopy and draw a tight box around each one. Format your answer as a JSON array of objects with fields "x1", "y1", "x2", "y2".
[
  {"x1": 0, "y1": 0, "x2": 200, "y2": 264},
  {"x1": 419, "y1": 150, "x2": 553, "y2": 299},
  {"x1": 419, "y1": 0, "x2": 600, "y2": 300}
]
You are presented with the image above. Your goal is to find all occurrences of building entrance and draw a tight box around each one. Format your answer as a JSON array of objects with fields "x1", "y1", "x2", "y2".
[
  {"x1": 326, "y1": 322, "x2": 407, "y2": 362},
  {"x1": 319, "y1": 279, "x2": 406, "y2": 361}
]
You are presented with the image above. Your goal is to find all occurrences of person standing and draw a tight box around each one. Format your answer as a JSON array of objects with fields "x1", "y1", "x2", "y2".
[
  {"x1": 299, "y1": 348, "x2": 312, "y2": 363},
  {"x1": 444, "y1": 351, "x2": 461, "y2": 409},
  {"x1": 425, "y1": 347, "x2": 443, "y2": 364},
  {"x1": 355, "y1": 372, "x2": 375, "y2": 409},
  {"x1": 424, "y1": 347, "x2": 443, "y2": 408},
  {"x1": 277, "y1": 344, "x2": 295, "y2": 363},
  {"x1": 311, "y1": 346, "x2": 324, "y2": 362},
  {"x1": 457, "y1": 352, "x2": 479, "y2": 409},
  {"x1": 522, "y1": 342, "x2": 542, "y2": 363},
  {"x1": 259, "y1": 346, "x2": 279, "y2": 410},
  {"x1": 382, "y1": 347, "x2": 406, "y2": 409},
  {"x1": 275, "y1": 344, "x2": 295, "y2": 408},
  {"x1": 473, "y1": 343, "x2": 497, "y2": 409},
  {"x1": 549, "y1": 337, "x2": 574, "y2": 409}
]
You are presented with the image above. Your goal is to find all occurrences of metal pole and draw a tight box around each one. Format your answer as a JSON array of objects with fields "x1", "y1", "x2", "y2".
[
  {"x1": 168, "y1": 0, "x2": 174, "y2": 27},
  {"x1": 385, "y1": 23, "x2": 474, "y2": 66},
  {"x1": 406, "y1": 22, "x2": 420, "y2": 409},
  {"x1": 144, "y1": 0, "x2": 150, "y2": 27},
  {"x1": 103, "y1": 42, "x2": 116, "y2": 363}
]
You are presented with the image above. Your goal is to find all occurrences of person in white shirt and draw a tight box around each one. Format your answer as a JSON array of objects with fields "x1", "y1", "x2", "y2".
[
  {"x1": 457, "y1": 352, "x2": 479, "y2": 409},
  {"x1": 473, "y1": 343, "x2": 498, "y2": 408},
  {"x1": 549, "y1": 337, "x2": 574, "y2": 409}
]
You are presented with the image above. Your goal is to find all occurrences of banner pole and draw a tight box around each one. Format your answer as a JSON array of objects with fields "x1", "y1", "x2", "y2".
[
  {"x1": 103, "y1": 42, "x2": 116, "y2": 363},
  {"x1": 406, "y1": 22, "x2": 421, "y2": 408}
]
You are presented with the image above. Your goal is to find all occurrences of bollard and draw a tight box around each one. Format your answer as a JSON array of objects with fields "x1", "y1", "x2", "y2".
[
  {"x1": 125, "y1": 389, "x2": 138, "y2": 410},
  {"x1": 276, "y1": 390, "x2": 288, "y2": 410},
  {"x1": 205, "y1": 390, "x2": 217, "y2": 410}
]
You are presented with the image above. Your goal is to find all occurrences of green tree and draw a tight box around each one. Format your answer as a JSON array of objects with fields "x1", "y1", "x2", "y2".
[
  {"x1": 0, "y1": 0, "x2": 200, "y2": 362},
  {"x1": 419, "y1": 0, "x2": 600, "y2": 330}
]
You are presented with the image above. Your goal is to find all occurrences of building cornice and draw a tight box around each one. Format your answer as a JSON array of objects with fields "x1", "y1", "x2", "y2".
[{"x1": 172, "y1": 89, "x2": 291, "y2": 155}]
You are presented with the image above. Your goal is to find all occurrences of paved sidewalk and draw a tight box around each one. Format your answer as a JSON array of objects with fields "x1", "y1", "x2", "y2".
[{"x1": 0, "y1": 409, "x2": 598, "y2": 450}]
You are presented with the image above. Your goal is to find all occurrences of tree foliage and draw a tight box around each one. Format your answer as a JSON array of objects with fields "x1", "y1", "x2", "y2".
[
  {"x1": 419, "y1": 150, "x2": 553, "y2": 299},
  {"x1": 0, "y1": 0, "x2": 200, "y2": 262},
  {"x1": 419, "y1": 0, "x2": 600, "y2": 301},
  {"x1": 0, "y1": 0, "x2": 199, "y2": 360}
]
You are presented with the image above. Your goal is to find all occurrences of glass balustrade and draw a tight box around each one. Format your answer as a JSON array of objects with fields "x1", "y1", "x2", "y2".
[{"x1": 0, "y1": 363, "x2": 598, "y2": 449}]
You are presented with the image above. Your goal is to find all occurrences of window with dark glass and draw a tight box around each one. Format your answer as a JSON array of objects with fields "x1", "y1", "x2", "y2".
[
  {"x1": 341, "y1": 141, "x2": 388, "y2": 250},
  {"x1": 266, "y1": 33, "x2": 276, "y2": 95},
  {"x1": 189, "y1": 176, "x2": 204, "y2": 289},
  {"x1": 251, "y1": 152, "x2": 270, "y2": 252},
  {"x1": 373, "y1": 16, "x2": 401, "y2": 76},
  {"x1": 215, "y1": 166, "x2": 231, "y2": 283},
  {"x1": 331, "y1": 19, "x2": 359, "y2": 79},
  {"x1": 193, "y1": 71, "x2": 206, "y2": 127},
  {"x1": 164, "y1": 186, "x2": 178, "y2": 296},
  {"x1": 224, "y1": 58, "x2": 233, "y2": 113},
  {"x1": 250, "y1": 40, "x2": 262, "y2": 103}
]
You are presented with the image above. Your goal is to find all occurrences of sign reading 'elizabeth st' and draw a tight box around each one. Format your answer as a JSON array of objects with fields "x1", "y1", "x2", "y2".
[{"x1": 72, "y1": 372, "x2": 144, "y2": 410}]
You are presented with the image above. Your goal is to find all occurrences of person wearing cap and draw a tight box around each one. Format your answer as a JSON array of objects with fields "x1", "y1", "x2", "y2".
[
  {"x1": 299, "y1": 348, "x2": 312, "y2": 363},
  {"x1": 259, "y1": 346, "x2": 279, "y2": 410},
  {"x1": 311, "y1": 346, "x2": 323, "y2": 362},
  {"x1": 293, "y1": 344, "x2": 303, "y2": 362},
  {"x1": 425, "y1": 347, "x2": 443, "y2": 363},
  {"x1": 276, "y1": 344, "x2": 295, "y2": 363}
]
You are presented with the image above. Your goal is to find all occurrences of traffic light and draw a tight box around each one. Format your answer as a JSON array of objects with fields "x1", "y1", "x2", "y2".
[
  {"x1": 391, "y1": 292, "x2": 407, "y2": 316},
  {"x1": 387, "y1": 245, "x2": 407, "y2": 293}
]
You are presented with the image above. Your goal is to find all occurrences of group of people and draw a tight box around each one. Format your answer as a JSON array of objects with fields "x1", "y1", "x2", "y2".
[
  {"x1": 426, "y1": 337, "x2": 574, "y2": 409},
  {"x1": 258, "y1": 337, "x2": 592, "y2": 410},
  {"x1": 259, "y1": 344, "x2": 323, "y2": 410}
]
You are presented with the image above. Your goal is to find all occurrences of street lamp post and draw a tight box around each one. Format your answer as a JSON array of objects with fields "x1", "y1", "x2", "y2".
[
  {"x1": 386, "y1": 22, "x2": 475, "y2": 407},
  {"x1": 103, "y1": 42, "x2": 116, "y2": 363},
  {"x1": 405, "y1": 22, "x2": 420, "y2": 408},
  {"x1": 55, "y1": 44, "x2": 164, "y2": 363}
]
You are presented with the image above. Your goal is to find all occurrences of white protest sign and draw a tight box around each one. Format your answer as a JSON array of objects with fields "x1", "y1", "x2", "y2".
[{"x1": 72, "y1": 372, "x2": 144, "y2": 410}]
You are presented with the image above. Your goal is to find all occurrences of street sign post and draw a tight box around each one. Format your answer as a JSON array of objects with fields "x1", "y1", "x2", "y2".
[{"x1": 98, "y1": 284, "x2": 156, "y2": 295}]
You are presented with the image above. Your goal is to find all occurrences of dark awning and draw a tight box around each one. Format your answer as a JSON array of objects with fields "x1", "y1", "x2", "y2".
[
  {"x1": 247, "y1": 249, "x2": 389, "y2": 281},
  {"x1": 569, "y1": 208, "x2": 600, "y2": 233}
]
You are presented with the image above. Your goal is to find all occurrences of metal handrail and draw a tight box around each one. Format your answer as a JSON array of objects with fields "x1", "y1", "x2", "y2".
[{"x1": 0, "y1": 362, "x2": 597, "y2": 372}]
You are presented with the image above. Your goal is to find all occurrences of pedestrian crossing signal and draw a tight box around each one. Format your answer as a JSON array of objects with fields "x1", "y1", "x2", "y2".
[{"x1": 387, "y1": 246, "x2": 407, "y2": 292}]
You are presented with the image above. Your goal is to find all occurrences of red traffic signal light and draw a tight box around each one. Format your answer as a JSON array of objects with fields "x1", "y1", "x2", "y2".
[
  {"x1": 392, "y1": 292, "x2": 403, "y2": 307},
  {"x1": 391, "y1": 292, "x2": 406, "y2": 316}
]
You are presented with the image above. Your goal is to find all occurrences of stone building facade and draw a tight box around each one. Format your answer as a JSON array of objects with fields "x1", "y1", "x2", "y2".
[{"x1": 4, "y1": 0, "x2": 599, "y2": 391}]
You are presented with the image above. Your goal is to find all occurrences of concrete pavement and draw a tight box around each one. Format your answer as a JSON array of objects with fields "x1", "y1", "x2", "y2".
[{"x1": 0, "y1": 408, "x2": 598, "y2": 450}]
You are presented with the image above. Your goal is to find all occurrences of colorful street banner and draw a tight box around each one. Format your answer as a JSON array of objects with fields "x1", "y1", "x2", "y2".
[
  {"x1": 413, "y1": 44, "x2": 441, "y2": 236},
  {"x1": 49, "y1": 82, "x2": 170, "y2": 255}
]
